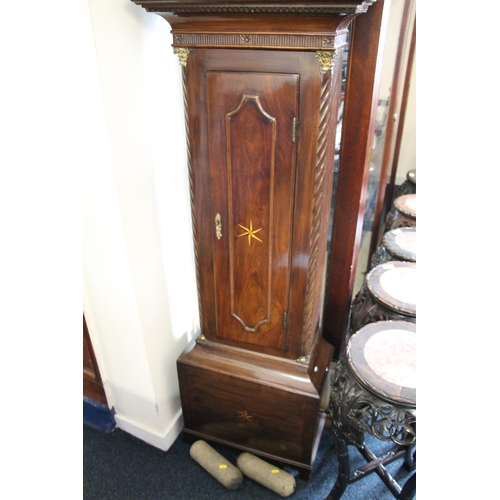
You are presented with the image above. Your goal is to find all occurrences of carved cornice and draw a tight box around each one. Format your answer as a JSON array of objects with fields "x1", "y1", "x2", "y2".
[{"x1": 132, "y1": 1, "x2": 376, "y2": 15}]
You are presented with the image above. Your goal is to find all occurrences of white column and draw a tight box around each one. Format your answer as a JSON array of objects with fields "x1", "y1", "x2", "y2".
[{"x1": 84, "y1": 0, "x2": 199, "y2": 450}]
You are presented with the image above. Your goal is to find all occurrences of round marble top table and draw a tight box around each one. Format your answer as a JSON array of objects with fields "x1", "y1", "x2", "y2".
[
  {"x1": 347, "y1": 320, "x2": 416, "y2": 406},
  {"x1": 370, "y1": 227, "x2": 416, "y2": 268},
  {"x1": 327, "y1": 320, "x2": 416, "y2": 500},
  {"x1": 350, "y1": 261, "x2": 416, "y2": 334},
  {"x1": 385, "y1": 194, "x2": 416, "y2": 232}
]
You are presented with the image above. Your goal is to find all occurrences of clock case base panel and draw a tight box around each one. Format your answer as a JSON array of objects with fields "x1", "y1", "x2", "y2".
[{"x1": 177, "y1": 336, "x2": 333, "y2": 479}]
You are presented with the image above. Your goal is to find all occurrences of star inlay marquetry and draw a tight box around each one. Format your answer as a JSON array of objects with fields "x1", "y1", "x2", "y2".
[
  {"x1": 237, "y1": 410, "x2": 253, "y2": 422},
  {"x1": 237, "y1": 220, "x2": 263, "y2": 246}
]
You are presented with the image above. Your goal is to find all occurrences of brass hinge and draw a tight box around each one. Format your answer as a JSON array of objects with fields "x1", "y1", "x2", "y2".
[
  {"x1": 283, "y1": 312, "x2": 288, "y2": 330},
  {"x1": 292, "y1": 117, "x2": 299, "y2": 143}
]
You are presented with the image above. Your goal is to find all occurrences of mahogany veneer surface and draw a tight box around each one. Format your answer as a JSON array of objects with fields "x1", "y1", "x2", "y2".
[{"x1": 178, "y1": 340, "x2": 331, "y2": 476}]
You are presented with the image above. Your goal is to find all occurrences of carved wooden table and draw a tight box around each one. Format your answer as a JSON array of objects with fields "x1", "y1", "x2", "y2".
[
  {"x1": 395, "y1": 169, "x2": 416, "y2": 197},
  {"x1": 385, "y1": 194, "x2": 416, "y2": 232},
  {"x1": 327, "y1": 320, "x2": 416, "y2": 499},
  {"x1": 370, "y1": 227, "x2": 416, "y2": 268},
  {"x1": 349, "y1": 261, "x2": 416, "y2": 335}
]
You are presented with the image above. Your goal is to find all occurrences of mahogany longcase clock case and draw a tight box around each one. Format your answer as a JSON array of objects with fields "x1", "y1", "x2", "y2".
[{"x1": 132, "y1": 0, "x2": 374, "y2": 479}]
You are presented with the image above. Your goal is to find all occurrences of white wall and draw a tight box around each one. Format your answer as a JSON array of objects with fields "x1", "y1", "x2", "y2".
[{"x1": 84, "y1": 0, "x2": 199, "y2": 450}]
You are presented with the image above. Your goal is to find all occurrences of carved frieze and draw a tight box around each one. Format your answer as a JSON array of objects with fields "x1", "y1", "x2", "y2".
[{"x1": 172, "y1": 33, "x2": 340, "y2": 51}]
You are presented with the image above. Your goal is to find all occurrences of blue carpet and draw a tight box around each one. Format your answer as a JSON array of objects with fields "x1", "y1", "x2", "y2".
[{"x1": 83, "y1": 424, "x2": 414, "y2": 499}]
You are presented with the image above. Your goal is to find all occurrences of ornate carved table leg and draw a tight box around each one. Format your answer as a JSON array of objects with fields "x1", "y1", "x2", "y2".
[
  {"x1": 328, "y1": 358, "x2": 365, "y2": 499},
  {"x1": 399, "y1": 472, "x2": 416, "y2": 500},
  {"x1": 405, "y1": 444, "x2": 416, "y2": 471},
  {"x1": 327, "y1": 431, "x2": 350, "y2": 500}
]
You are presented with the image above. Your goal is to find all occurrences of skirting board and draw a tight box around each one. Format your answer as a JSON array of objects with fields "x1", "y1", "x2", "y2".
[{"x1": 114, "y1": 408, "x2": 184, "y2": 452}]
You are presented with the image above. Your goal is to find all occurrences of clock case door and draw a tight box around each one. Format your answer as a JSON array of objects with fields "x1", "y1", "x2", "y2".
[
  {"x1": 187, "y1": 48, "x2": 340, "y2": 361},
  {"x1": 207, "y1": 69, "x2": 298, "y2": 355}
]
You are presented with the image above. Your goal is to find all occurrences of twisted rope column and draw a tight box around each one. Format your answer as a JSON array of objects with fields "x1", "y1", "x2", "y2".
[
  {"x1": 178, "y1": 49, "x2": 204, "y2": 332},
  {"x1": 301, "y1": 50, "x2": 336, "y2": 355}
]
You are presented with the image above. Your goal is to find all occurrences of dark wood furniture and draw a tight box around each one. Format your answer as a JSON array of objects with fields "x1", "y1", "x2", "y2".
[
  {"x1": 370, "y1": 227, "x2": 416, "y2": 268},
  {"x1": 83, "y1": 314, "x2": 107, "y2": 406},
  {"x1": 328, "y1": 320, "x2": 416, "y2": 499},
  {"x1": 131, "y1": 0, "x2": 375, "y2": 479},
  {"x1": 384, "y1": 193, "x2": 416, "y2": 232},
  {"x1": 395, "y1": 168, "x2": 416, "y2": 197},
  {"x1": 349, "y1": 261, "x2": 416, "y2": 335}
]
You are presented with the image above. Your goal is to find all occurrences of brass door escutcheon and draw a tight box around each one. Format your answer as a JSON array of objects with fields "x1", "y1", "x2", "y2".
[{"x1": 215, "y1": 213, "x2": 222, "y2": 240}]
